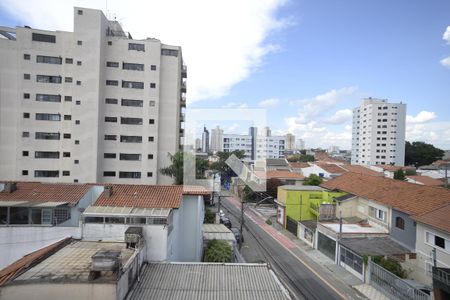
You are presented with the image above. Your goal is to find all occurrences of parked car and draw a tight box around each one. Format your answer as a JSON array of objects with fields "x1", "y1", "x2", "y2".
[
  {"x1": 219, "y1": 210, "x2": 225, "y2": 218},
  {"x1": 230, "y1": 227, "x2": 243, "y2": 243},
  {"x1": 220, "y1": 217, "x2": 232, "y2": 229}
]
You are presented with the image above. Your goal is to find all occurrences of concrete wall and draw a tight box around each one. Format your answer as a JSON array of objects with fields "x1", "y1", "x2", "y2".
[
  {"x1": 390, "y1": 209, "x2": 416, "y2": 250},
  {"x1": 0, "y1": 226, "x2": 80, "y2": 269},
  {"x1": 336, "y1": 196, "x2": 390, "y2": 230},
  {"x1": 301, "y1": 165, "x2": 331, "y2": 179}
]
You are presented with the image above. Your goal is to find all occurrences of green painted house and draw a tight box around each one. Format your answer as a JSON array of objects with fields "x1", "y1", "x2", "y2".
[{"x1": 276, "y1": 185, "x2": 346, "y2": 234}]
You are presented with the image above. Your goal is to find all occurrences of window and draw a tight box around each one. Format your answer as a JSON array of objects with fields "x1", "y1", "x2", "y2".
[
  {"x1": 65, "y1": 77, "x2": 73, "y2": 83},
  {"x1": 150, "y1": 65, "x2": 157, "y2": 71},
  {"x1": 128, "y1": 43, "x2": 145, "y2": 51},
  {"x1": 149, "y1": 100, "x2": 155, "y2": 107},
  {"x1": 63, "y1": 152, "x2": 71, "y2": 157},
  {"x1": 77, "y1": 40, "x2": 82, "y2": 45},
  {"x1": 120, "y1": 135, "x2": 142, "y2": 143},
  {"x1": 123, "y1": 62, "x2": 144, "y2": 71},
  {"x1": 76, "y1": 100, "x2": 81, "y2": 105},
  {"x1": 161, "y1": 49, "x2": 178, "y2": 57},
  {"x1": 103, "y1": 171, "x2": 116, "y2": 177},
  {"x1": 22, "y1": 131, "x2": 30, "y2": 138},
  {"x1": 105, "y1": 217, "x2": 125, "y2": 224},
  {"x1": 76, "y1": 81, "x2": 81, "y2": 86},
  {"x1": 9, "y1": 207, "x2": 29, "y2": 224},
  {"x1": 23, "y1": 113, "x2": 30, "y2": 119},
  {"x1": 395, "y1": 217, "x2": 405, "y2": 230},
  {"x1": 108, "y1": 41, "x2": 112, "y2": 46},
  {"x1": 35, "y1": 132, "x2": 60, "y2": 140},
  {"x1": 77, "y1": 61, "x2": 82, "y2": 66},
  {"x1": 104, "y1": 153, "x2": 116, "y2": 159},
  {"x1": 24, "y1": 73, "x2": 30, "y2": 80},
  {"x1": 105, "y1": 135, "x2": 117, "y2": 141},
  {"x1": 149, "y1": 119, "x2": 155, "y2": 124},
  {"x1": 426, "y1": 232, "x2": 449, "y2": 252},
  {"x1": 74, "y1": 179, "x2": 78, "y2": 183},
  {"x1": 105, "y1": 98, "x2": 118, "y2": 104},
  {"x1": 22, "y1": 170, "x2": 28, "y2": 176},
  {"x1": 105, "y1": 116, "x2": 117, "y2": 123},
  {"x1": 35, "y1": 151, "x2": 59, "y2": 159},
  {"x1": 24, "y1": 54, "x2": 31, "y2": 60},
  {"x1": 32, "y1": 33, "x2": 56, "y2": 43},
  {"x1": 369, "y1": 206, "x2": 386, "y2": 221},
  {"x1": 34, "y1": 170, "x2": 59, "y2": 177},
  {"x1": 22, "y1": 151, "x2": 29, "y2": 156},
  {"x1": 64, "y1": 115, "x2": 72, "y2": 121},
  {"x1": 106, "y1": 61, "x2": 119, "y2": 67},
  {"x1": 148, "y1": 154, "x2": 153, "y2": 159},
  {"x1": 36, "y1": 75, "x2": 62, "y2": 83},
  {"x1": 36, "y1": 55, "x2": 62, "y2": 64},
  {"x1": 122, "y1": 80, "x2": 144, "y2": 89},
  {"x1": 85, "y1": 216, "x2": 104, "y2": 223},
  {"x1": 75, "y1": 120, "x2": 80, "y2": 125},
  {"x1": 54, "y1": 208, "x2": 70, "y2": 224},
  {"x1": 77, "y1": 9, "x2": 83, "y2": 15},
  {"x1": 74, "y1": 159, "x2": 79, "y2": 164},
  {"x1": 36, "y1": 94, "x2": 61, "y2": 102},
  {"x1": 106, "y1": 80, "x2": 118, "y2": 86},
  {"x1": 119, "y1": 171, "x2": 141, "y2": 179},
  {"x1": 64, "y1": 96, "x2": 72, "y2": 102},
  {"x1": 120, "y1": 153, "x2": 141, "y2": 161},
  {"x1": 147, "y1": 172, "x2": 153, "y2": 177},
  {"x1": 24, "y1": 93, "x2": 30, "y2": 99},
  {"x1": 148, "y1": 136, "x2": 154, "y2": 142},
  {"x1": 75, "y1": 140, "x2": 80, "y2": 144},
  {"x1": 150, "y1": 83, "x2": 156, "y2": 88},
  {"x1": 65, "y1": 58, "x2": 73, "y2": 64},
  {"x1": 36, "y1": 113, "x2": 60, "y2": 121},
  {"x1": 121, "y1": 117, "x2": 143, "y2": 125},
  {"x1": 121, "y1": 99, "x2": 143, "y2": 107}
]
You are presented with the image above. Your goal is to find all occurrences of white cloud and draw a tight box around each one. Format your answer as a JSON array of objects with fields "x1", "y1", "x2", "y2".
[
  {"x1": 258, "y1": 98, "x2": 280, "y2": 108},
  {"x1": 441, "y1": 57, "x2": 450, "y2": 68},
  {"x1": 0, "y1": 0, "x2": 289, "y2": 102},
  {"x1": 289, "y1": 86, "x2": 357, "y2": 124},
  {"x1": 221, "y1": 102, "x2": 248, "y2": 109},
  {"x1": 325, "y1": 109, "x2": 353, "y2": 124},
  {"x1": 443, "y1": 26, "x2": 450, "y2": 44},
  {"x1": 406, "y1": 111, "x2": 437, "y2": 124},
  {"x1": 406, "y1": 121, "x2": 450, "y2": 149}
]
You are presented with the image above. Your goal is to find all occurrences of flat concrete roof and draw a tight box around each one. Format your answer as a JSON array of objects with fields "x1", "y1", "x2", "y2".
[
  {"x1": 340, "y1": 237, "x2": 411, "y2": 256},
  {"x1": 321, "y1": 222, "x2": 387, "y2": 234},
  {"x1": 279, "y1": 185, "x2": 326, "y2": 191},
  {"x1": 203, "y1": 224, "x2": 235, "y2": 241}
]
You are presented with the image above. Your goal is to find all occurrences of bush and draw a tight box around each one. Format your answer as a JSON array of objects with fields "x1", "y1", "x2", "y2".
[
  {"x1": 373, "y1": 256, "x2": 408, "y2": 278},
  {"x1": 204, "y1": 239, "x2": 233, "y2": 262},
  {"x1": 266, "y1": 219, "x2": 272, "y2": 225},
  {"x1": 204, "y1": 208, "x2": 216, "y2": 224},
  {"x1": 303, "y1": 174, "x2": 323, "y2": 186}
]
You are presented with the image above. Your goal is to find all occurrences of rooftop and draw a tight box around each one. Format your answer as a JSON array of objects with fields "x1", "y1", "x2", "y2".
[
  {"x1": 320, "y1": 222, "x2": 387, "y2": 234},
  {"x1": 315, "y1": 163, "x2": 346, "y2": 174},
  {"x1": 340, "y1": 237, "x2": 411, "y2": 256},
  {"x1": 321, "y1": 172, "x2": 450, "y2": 216},
  {"x1": 279, "y1": 185, "x2": 326, "y2": 191},
  {"x1": 339, "y1": 165, "x2": 383, "y2": 176},
  {"x1": 289, "y1": 162, "x2": 310, "y2": 169},
  {"x1": 203, "y1": 224, "x2": 235, "y2": 242},
  {"x1": 407, "y1": 175, "x2": 444, "y2": 186},
  {"x1": 266, "y1": 170, "x2": 305, "y2": 180},
  {"x1": 412, "y1": 203, "x2": 450, "y2": 233},
  {"x1": 129, "y1": 263, "x2": 290, "y2": 300},
  {"x1": 266, "y1": 158, "x2": 289, "y2": 167}
]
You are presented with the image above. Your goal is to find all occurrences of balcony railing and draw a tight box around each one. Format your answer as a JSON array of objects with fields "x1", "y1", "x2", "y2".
[
  {"x1": 433, "y1": 267, "x2": 450, "y2": 290},
  {"x1": 180, "y1": 95, "x2": 186, "y2": 107},
  {"x1": 181, "y1": 81, "x2": 186, "y2": 93},
  {"x1": 182, "y1": 65, "x2": 187, "y2": 78}
]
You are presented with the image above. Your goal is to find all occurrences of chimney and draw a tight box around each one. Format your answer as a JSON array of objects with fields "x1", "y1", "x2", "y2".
[
  {"x1": 104, "y1": 185, "x2": 113, "y2": 197},
  {"x1": 5, "y1": 182, "x2": 17, "y2": 193}
]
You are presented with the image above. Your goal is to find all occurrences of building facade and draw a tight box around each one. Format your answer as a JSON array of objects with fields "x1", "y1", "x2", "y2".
[
  {"x1": 351, "y1": 98, "x2": 406, "y2": 166},
  {"x1": 0, "y1": 7, "x2": 185, "y2": 184},
  {"x1": 201, "y1": 126, "x2": 210, "y2": 153},
  {"x1": 209, "y1": 125, "x2": 223, "y2": 152},
  {"x1": 284, "y1": 133, "x2": 295, "y2": 151}
]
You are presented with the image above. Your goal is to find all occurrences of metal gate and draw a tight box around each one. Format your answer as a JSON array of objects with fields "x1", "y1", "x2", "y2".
[{"x1": 286, "y1": 216, "x2": 298, "y2": 236}]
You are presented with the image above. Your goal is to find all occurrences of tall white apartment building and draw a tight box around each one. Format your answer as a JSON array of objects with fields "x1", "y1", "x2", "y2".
[
  {"x1": 285, "y1": 133, "x2": 296, "y2": 151},
  {"x1": 296, "y1": 138, "x2": 305, "y2": 150},
  {"x1": 210, "y1": 125, "x2": 223, "y2": 152},
  {"x1": 0, "y1": 7, "x2": 185, "y2": 184},
  {"x1": 351, "y1": 98, "x2": 406, "y2": 166}
]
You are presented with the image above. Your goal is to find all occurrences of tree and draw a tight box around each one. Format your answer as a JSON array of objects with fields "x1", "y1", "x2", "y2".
[
  {"x1": 204, "y1": 208, "x2": 216, "y2": 224},
  {"x1": 242, "y1": 185, "x2": 257, "y2": 202},
  {"x1": 405, "y1": 141, "x2": 444, "y2": 167},
  {"x1": 373, "y1": 256, "x2": 408, "y2": 278},
  {"x1": 393, "y1": 169, "x2": 406, "y2": 180},
  {"x1": 204, "y1": 239, "x2": 233, "y2": 262},
  {"x1": 303, "y1": 174, "x2": 323, "y2": 186},
  {"x1": 210, "y1": 150, "x2": 246, "y2": 183},
  {"x1": 160, "y1": 152, "x2": 209, "y2": 185},
  {"x1": 266, "y1": 178, "x2": 283, "y2": 199}
]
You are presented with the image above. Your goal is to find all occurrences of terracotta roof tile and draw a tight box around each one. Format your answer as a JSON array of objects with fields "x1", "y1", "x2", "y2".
[
  {"x1": 412, "y1": 203, "x2": 450, "y2": 233},
  {"x1": 289, "y1": 162, "x2": 310, "y2": 169},
  {"x1": 407, "y1": 175, "x2": 444, "y2": 186},
  {"x1": 93, "y1": 184, "x2": 209, "y2": 209},
  {"x1": 266, "y1": 170, "x2": 305, "y2": 179},
  {"x1": 316, "y1": 163, "x2": 346, "y2": 174},
  {"x1": 0, "y1": 182, "x2": 91, "y2": 205},
  {"x1": 321, "y1": 172, "x2": 450, "y2": 216},
  {"x1": 340, "y1": 165, "x2": 383, "y2": 176}
]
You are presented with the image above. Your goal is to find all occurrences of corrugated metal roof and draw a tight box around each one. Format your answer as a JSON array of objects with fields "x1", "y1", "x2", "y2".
[
  {"x1": 203, "y1": 224, "x2": 232, "y2": 233},
  {"x1": 129, "y1": 263, "x2": 291, "y2": 300},
  {"x1": 83, "y1": 205, "x2": 171, "y2": 217}
]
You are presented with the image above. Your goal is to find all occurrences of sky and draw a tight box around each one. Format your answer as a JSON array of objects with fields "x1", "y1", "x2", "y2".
[{"x1": 1, "y1": 0, "x2": 449, "y2": 149}]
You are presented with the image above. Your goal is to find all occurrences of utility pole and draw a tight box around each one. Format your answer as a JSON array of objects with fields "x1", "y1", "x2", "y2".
[{"x1": 240, "y1": 198, "x2": 244, "y2": 250}]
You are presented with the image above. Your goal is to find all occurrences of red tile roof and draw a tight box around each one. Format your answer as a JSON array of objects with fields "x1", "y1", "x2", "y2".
[
  {"x1": 340, "y1": 165, "x2": 383, "y2": 177},
  {"x1": 377, "y1": 165, "x2": 416, "y2": 172},
  {"x1": 0, "y1": 238, "x2": 71, "y2": 286},
  {"x1": 407, "y1": 175, "x2": 444, "y2": 187},
  {"x1": 0, "y1": 182, "x2": 91, "y2": 205},
  {"x1": 321, "y1": 172, "x2": 450, "y2": 216},
  {"x1": 413, "y1": 203, "x2": 450, "y2": 233},
  {"x1": 289, "y1": 162, "x2": 310, "y2": 169},
  {"x1": 93, "y1": 184, "x2": 210, "y2": 209},
  {"x1": 316, "y1": 163, "x2": 346, "y2": 174},
  {"x1": 266, "y1": 170, "x2": 305, "y2": 180}
]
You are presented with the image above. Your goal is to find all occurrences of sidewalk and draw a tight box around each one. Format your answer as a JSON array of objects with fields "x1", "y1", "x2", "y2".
[{"x1": 222, "y1": 190, "x2": 368, "y2": 300}]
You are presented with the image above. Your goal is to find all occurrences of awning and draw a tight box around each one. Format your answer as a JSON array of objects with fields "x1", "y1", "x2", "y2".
[
  {"x1": 0, "y1": 201, "x2": 69, "y2": 207},
  {"x1": 32, "y1": 202, "x2": 69, "y2": 207},
  {"x1": 0, "y1": 201, "x2": 28, "y2": 207},
  {"x1": 83, "y1": 206, "x2": 171, "y2": 218}
]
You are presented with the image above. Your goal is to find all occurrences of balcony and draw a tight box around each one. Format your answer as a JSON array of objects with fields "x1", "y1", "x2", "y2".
[
  {"x1": 180, "y1": 95, "x2": 186, "y2": 107},
  {"x1": 181, "y1": 81, "x2": 186, "y2": 93},
  {"x1": 180, "y1": 128, "x2": 184, "y2": 137},
  {"x1": 180, "y1": 113, "x2": 185, "y2": 122},
  {"x1": 433, "y1": 267, "x2": 450, "y2": 294},
  {"x1": 182, "y1": 65, "x2": 187, "y2": 78}
]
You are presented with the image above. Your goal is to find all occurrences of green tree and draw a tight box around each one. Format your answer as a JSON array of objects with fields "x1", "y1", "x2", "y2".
[
  {"x1": 373, "y1": 256, "x2": 408, "y2": 278},
  {"x1": 266, "y1": 178, "x2": 283, "y2": 199},
  {"x1": 204, "y1": 239, "x2": 233, "y2": 262},
  {"x1": 204, "y1": 207, "x2": 216, "y2": 224},
  {"x1": 210, "y1": 150, "x2": 246, "y2": 183},
  {"x1": 405, "y1": 141, "x2": 444, "y2": 167},
  {"x1": 303, "y1": 174, "x2": 323, "y2": 186},
  {"x1": 160, "y1": 152, "x2": 209, "y2": 185},
  {"x1": 242, "y1": 185, "x2": 257, "y2": 202},
  {"x1": 393, "y1": 169, "x2": 406, "y2": 180}
]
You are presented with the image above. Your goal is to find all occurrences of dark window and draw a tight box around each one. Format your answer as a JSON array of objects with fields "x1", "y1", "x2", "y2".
[
  {"x1": 121, "y1": 99, "x2": 143, "y2": 107},
  {"x1": 161, "y1": 49, "x2": 179, "y2": 57},
  {"x1": 24, "y1": 54, "x2": 31, "y2": 60},
  {"x1": 120, "y1": 153, "x2": 141, "y2": 161},
  {"x1": 36, "y1": 55, "x2": 62, "y2": 64},
  {"x1": 122, "y1": 80, "x2": 144, "y2": 89},
  {"x1": 35, "y1": 132, "x2": 60, "y2": 140},
  {"x1": 36, "y1": 113, "x2": 60, "y2": 121},
  {"x1": 24, "y1": 74, "x2": 30, "y2": 80},
  {"x1": 64, "y1": 96, "x2": 72, "y2": 102},
  {"x1": 106, "y1": 61, "x2": 119, "y2": 67},
  {"x1": 36, "y1": 75, "x2": 62, "y2": 83},
  {"x1": 147, "y1": 172, "x2": 153, "y2": 177},
  {"x1": 123, "y1": 62, "x2": 144, "y2": 71},
  {"x1": 150, "y1": 83, "x2": 156, "y2": 88},
  {"x1": 77, "y1": 40, "x2": 82, "y2": 45},
  {"x1": 76, "y1": 81, "x2": 81, "y2": 86},
  {"x1": 149, "y1": 119, "x2": 155, "y2": 124},
  {"x1": 105, "y1": 98, "x2": 118, "y2": 104},
  {"x1": 35, "y1": 151, "x2": 60, "y2": 159},
  {"x1": 149, "y1": 100, "x2": 155, "y2": 107},
  {"x1": 150, "y1": 65, "x2": 157, "y2": 71},
  {"x1": 128, "y1": 43, "x2": 145, "y2": 51},
  {"x1": 32, "y1": 33, "x2": 56, "y2": 43},
  {"x1": 22, "y1": 170, "x2": 28, "y2": 176},
  {"x1": 64, "y1": 115, "x2": 71, "y2": 121},
  {"x1": 105, "y1": 116, "x2": 117, "y2": 123},
  {"x1": 105, "y1": 217, "x2": 125, "y2": 224},
  {"x1": 120, "y1": 135, "x2": 142, "y2": 143},
  {"x1": 65, "y1": 77, "x2": 72, "y2": 83},
  {"x1": 74, "y1": 179, "x2": 78, "y2": 183},
  {"x1": 395, "y1": 217, "x2": 405, "y2": 230},
  {"x1": 77, "y1": 9, "x2": 83, "y2": 15},
  {"x1": 121, "y1": 117, "x2": 143, "y2": 125},
  {"x1": 77, "y1": 61, "x2": 82, "y2": 66},
  {"x1": 85, "y1": 216, "x2": 104, "y2": 223},
  {"x1": 24, "y1": 93, "x2": 30, "y2": 99},
  {"x1": 63, "y1": 152, "x2": 71, "y2": 157},
  {"x1": 22, "y1": 151, "x2": 29, "y2": 156},
  {"x1": 105, "y1": 135, "x2": 117, "y2": 141},
  {"x1": 103, "y1": 171, "x2": 116, "y2": 177},
  {"x1": 35, "y1": 170, "x2": 59, "y2": 177},
  {"x1": 65, "y1": 58, "x2": 73, "y2": 64},
  {"x1": 148, "y1": 154, "x2": 153, "y2": 159},
  {"x1": 119, "y1": 171, "x2": 141, "y2": 179},
  {"x1": 104, "y1": 153, "x2": 116, "y2": 159},
  {"x1": 74, "y1": 159, "x2": 79, "y2": 164},
  {"x1": 23, "y1": 113, "x2": 30, "y2": 118},
  {"x1": 108, "y1": 41, "x2": 112, "y2": 46},
  {"x1": 62, "y1": 171, "x2": 70, "y2": 176},
  {"x1": 75, "y1": 140, "x2": 80, "y2": 144},
  {"x1": 148, "y1": 136, "x2": 154, "y2": 142},
  {"x1": 75, "y1": 120, "x2": 80, "y2": 125},
  {"x1": 36, "y1": 94, "x2": 61, "y2": 102},
  {"x1": 435, "y1": 236, "x2": 446, "y2": 249},
  {"x1": 76, "y1": 100, "x2": 81, "y2": 105},
  {"x1": 106, "y1": 80, "x2": 118, "y2": 86},
  {"x1": 9, "y1": 207, "x2": 29, "y2": 224},
  {"x1": 22, "y1": 131, "x2": 30, "y2": 138}
]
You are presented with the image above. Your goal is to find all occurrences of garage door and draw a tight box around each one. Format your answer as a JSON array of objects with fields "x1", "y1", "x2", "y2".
[
  {"x1": 317, "y1": 232, "x2": 336, "y2": 261},
  {"x1": 286, "y1": 216, "x2": 298, "y2": 236}
]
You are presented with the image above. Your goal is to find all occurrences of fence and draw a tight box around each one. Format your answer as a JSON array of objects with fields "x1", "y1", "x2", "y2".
[{"x1": 368, "y1": 260, "x2": 430, "y2": 300}]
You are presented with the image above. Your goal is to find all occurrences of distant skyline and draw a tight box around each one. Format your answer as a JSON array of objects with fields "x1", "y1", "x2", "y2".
[{"x1": 1, "y1": 0, "x2": 449, "y2": 149}]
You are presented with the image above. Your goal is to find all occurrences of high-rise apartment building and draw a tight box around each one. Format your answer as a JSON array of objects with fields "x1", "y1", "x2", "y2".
[
  {"x1": 210, "y1": 125, "x2": 223, "y2": 152},
  {"x1": 296, "y1": 138, "x2": 305, "y2": 150},
  {"x1": 0, "y1": 7, "x2": 185, "y2": 184},
  {"x1": 351, "y1": 98, "x2": 406, "y2": 166},
  {"x1": 285, "y1": 133, "x2": 296, "y2": 151},
  {"x1": 201, "y1": 126, "x2": 209, "y2": 153}
]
